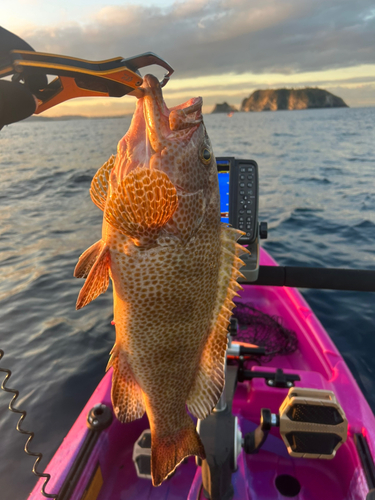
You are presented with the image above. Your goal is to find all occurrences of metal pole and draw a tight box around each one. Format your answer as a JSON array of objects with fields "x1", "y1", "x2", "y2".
[{"x1": 214, "y1": 336, "x2": 229, "y2": 412}]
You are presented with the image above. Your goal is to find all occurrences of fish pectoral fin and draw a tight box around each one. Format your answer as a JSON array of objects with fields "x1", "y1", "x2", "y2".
[
  {"x1": 165, "y1": 190, "x2": 205, "y2": 244},
  {"x1": 76, "y1": 244, "x2": 110, "y2": 310},
  {"x1": 90, "y1": 155, "x2": 116, "y2": 211},
  {"x1": 111, "y1": 351, "x2": 145, "y2": 423},
  {"x1": 74, "y1": 240, "x2": 105, "y2": 279},
  {"x1": 151, "y1": 416, "x2": 205, "y2": 487},
  {"x1": 104, "y1": 166, "x2": 178, "y2": 246}
]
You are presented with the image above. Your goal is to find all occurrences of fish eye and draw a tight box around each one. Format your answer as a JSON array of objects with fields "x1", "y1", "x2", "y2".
[{"x1": 200, "y1": 147, "x2": 212, "y2": 165}]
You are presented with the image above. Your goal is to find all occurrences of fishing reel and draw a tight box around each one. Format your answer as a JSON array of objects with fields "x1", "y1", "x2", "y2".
[
  {"x1": 194, "y1": 319, "x2": 348, "y2": 500},
  {"x1": 197, "y1": 380, "x2": 348, "y2": 500}
]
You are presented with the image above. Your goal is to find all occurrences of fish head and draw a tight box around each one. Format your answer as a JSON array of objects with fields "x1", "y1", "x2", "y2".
[
  {"x1": 107, "y1": 74, "x2": 219, "y2": 246},
  {"x1": 112, "y1": 74, "x2": 217, "y2": 195}
]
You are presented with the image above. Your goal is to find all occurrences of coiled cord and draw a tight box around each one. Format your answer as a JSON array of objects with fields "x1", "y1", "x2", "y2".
[{"x1": 0, "y1": 349, "x2": 57, "y2": 498}]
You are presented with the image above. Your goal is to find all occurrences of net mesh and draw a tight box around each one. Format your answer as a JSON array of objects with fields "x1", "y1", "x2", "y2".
[{"x1": 231, "y1": 302, "x2": 298, "y2": 364}]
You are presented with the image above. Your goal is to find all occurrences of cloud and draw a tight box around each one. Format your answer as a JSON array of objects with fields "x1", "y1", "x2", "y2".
[
  {"x1": 325, "y1": 82, "x2": 375, "y2": 107},
  {"x1": 18, "y1": 0, "x2": 375, "y2": 80}
]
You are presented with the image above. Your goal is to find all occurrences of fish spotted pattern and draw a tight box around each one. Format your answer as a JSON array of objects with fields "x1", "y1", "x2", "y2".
[{"x1": 74, "y1": 74, "x2": 248, "y2": 486}]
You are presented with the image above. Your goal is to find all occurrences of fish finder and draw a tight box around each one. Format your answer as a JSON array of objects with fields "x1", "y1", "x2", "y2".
[{"x1": 217, "y1": 157, "x2": 267, "y2": 282}]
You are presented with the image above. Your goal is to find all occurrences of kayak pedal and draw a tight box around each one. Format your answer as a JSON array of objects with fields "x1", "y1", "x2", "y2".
[
  {"x1": 279, "y1": 387, "x2": 348, "y2": 459},
  {"x1": 133, "y1": 429, "x2": 152, "y2": 479}
]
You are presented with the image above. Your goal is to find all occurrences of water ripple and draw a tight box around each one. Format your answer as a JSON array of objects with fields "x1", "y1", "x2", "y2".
[{"x1": 0, "y1": 107, "x2": 374, "y2": 499}]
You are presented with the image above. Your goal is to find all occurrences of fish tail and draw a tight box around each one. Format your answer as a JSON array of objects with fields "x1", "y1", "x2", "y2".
[{"x1": 151, "y1": 415, "x2": 205, "y2": 486}]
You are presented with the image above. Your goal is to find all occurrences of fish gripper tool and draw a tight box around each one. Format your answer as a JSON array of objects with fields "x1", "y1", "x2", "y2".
[{"x1": 0, "y1": 50, "x2": 174, "y2": 113}]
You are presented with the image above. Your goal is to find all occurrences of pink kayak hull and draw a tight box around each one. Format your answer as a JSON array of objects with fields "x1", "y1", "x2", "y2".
[{"x1": 28, "y1": 247, "x2": 375, "y2": 499}]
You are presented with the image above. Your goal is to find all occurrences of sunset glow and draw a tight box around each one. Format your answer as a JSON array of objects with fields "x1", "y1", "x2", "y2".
[{"x1": 2, "y1": 0, "x2": 374, "y2": 117}]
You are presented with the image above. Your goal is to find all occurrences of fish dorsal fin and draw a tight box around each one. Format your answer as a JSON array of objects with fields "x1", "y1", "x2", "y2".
[
  {"x1": 110, "y1": 349, "x2": 146, "y2": 423},
  {"x1": 165, "y1": 190, "x2": 205, "y2": 244},
  {"x1": 90, "y1": 155, "x2": 116, "y2": 211},
  {"x1": 76, "y1": 243, "x2": 110, "y2": 309},
  {"x1": 74, "y1": 240, "x2": 104, "y2": 279},
  {"x1": 104, "y1": 167, "x2": 178, "y2": 246},
  {"x1": 187, "y1": 225, "x2": 249, "y2": 419}
]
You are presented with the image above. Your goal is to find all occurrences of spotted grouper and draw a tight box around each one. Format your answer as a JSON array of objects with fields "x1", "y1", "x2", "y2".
[{"x1": 74, "y1": 74, "x2": 248, "y2": 486}]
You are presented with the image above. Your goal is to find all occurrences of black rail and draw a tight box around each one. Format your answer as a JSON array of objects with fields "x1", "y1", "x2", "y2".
[{"x1": 245, "y1": 266, "x2": 375, "y2": 292}]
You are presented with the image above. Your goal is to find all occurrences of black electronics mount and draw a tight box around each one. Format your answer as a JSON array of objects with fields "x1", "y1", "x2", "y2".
[
  {"x1": 216, "y1": 157, "x2": 266, "y2": 282},
  {"x1": 216, "y1": 156, "x2": 375, "y2": 292}
]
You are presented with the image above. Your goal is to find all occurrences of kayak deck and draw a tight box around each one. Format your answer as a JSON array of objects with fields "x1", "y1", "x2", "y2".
[{"x1": 28, "y1": 248, "x2": 375, "y2": 499}]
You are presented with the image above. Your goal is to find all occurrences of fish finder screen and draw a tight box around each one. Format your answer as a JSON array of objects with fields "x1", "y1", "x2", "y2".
[{"x1": 218, "y1": 172, "x2": 229, "y2": 223}]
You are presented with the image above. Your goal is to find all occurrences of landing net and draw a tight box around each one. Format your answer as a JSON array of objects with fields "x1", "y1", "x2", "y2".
[{"x1": 232, "y1": 302, "x2": 298, "y2": 364}]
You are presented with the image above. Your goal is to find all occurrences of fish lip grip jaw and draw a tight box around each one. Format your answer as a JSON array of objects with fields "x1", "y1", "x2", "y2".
[{"x1": 0, "y1": 50, "x2": 174, "y2": 113}]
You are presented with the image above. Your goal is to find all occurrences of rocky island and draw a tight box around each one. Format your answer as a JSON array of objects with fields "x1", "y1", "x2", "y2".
[
  {"x1": 241, "y1": 88, "x2": 348, "y2": 112},
  {"x1": 211, "y1": 102, "x2": 238, "y2": 114}
]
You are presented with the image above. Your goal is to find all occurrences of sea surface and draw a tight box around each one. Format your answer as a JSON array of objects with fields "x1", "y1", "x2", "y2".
[{"x1": 0, "y1": 107, "x2": 374, "y2": 499}]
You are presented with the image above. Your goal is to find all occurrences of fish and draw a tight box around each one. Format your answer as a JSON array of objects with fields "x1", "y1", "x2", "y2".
[{"x1": 74, "y1": 74, "x2": 249, "y2": 486}]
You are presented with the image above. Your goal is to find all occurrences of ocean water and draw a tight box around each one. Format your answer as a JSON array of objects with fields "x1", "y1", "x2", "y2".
[{"x1": 0, "y1": 106, "x2": 374, "y2": 499}]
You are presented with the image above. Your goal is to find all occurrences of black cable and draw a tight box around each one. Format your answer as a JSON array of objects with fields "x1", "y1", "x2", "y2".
[{"x1": 0, "y1": 349, "x2": 57, "y2": 498}]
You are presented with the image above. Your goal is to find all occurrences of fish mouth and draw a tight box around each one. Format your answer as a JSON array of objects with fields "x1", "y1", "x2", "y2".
[
  {"x1": 142, "y1": 74, "x2": 203, "y2": 153},
  {"x1": 113, "y1": 75, "x2": 203, "y2": 183}
]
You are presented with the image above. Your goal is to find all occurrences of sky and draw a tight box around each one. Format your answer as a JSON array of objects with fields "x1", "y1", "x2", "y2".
[{"x1": 2, "y1": 0, "x2": 375, "y2": 116}]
